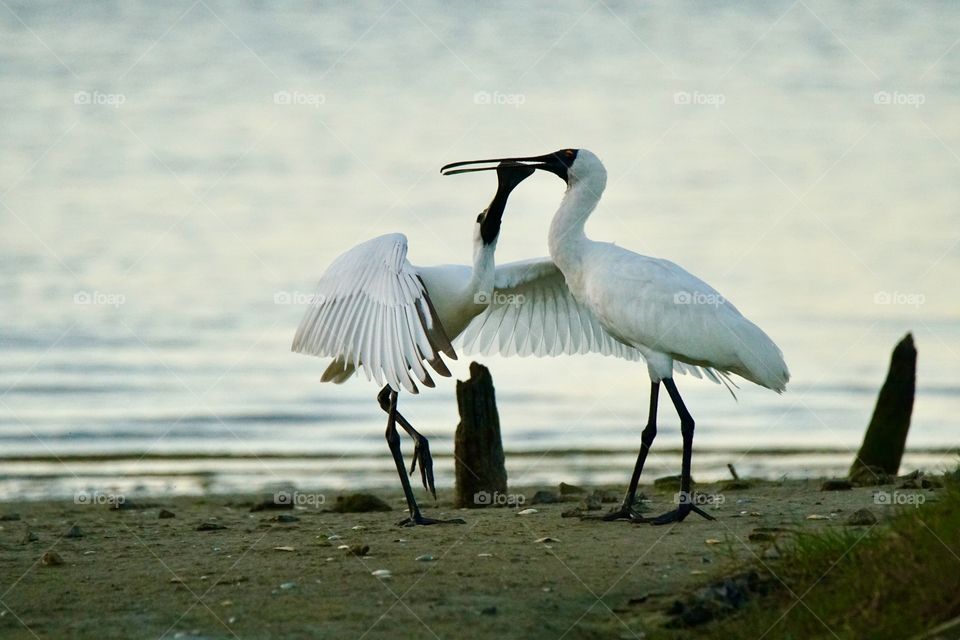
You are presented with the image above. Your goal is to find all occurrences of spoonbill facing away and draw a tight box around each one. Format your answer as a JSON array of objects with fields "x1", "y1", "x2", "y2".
[
  {"x1": 291, "y1": 163, "x2": 539, "y2": 525},
  {"x1": 442, "y1": 149, "x2": 789, "y2": 524}
]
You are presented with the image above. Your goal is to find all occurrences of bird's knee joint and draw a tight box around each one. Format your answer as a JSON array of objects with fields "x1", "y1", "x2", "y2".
[{"x1": 641, "y1": 422, "x2": 657, "y2": 442}]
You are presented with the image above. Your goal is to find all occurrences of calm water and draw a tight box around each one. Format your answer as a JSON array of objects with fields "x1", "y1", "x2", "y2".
[{"x1": 1, "y1": 1, "x2": 958, "y2": 497}]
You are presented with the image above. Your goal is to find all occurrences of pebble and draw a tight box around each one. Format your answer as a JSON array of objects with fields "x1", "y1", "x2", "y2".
[
  {"x1": 196, "y1": 522, "x2": 228, "y2": 531},
  {"x1": 560, "y1": 508, "x2": 582, "y2": 518},
  {"x1": 158, "y1": 509, "x2": 176, "y2": 519},
  {"x1": 170, "y1": 577, "x2": 187, "y2": 584},
  {"x1": 805, "y1": 514, "x2": 829, "y2": 521},
  {"x1": 351, "y1": 525, "x2": 365, "y2": 530},
  {"x1": 371, "y1": 569, "x2": 392, "y2": 579},
  {"x1": 477, "y1": 553, "x2": 493, "y2": 558},
  {"x1": 763, "y1": 547, "x2": 781, "y2": 560},
  {"x1": 558, "y1": 482, "x2": 585, "y2": 495},
  {"x1": 65, "y1": 525, "x2": 84, "y2": 538},
  {"x1": 279, "y1": 581, "x2": 296, "y2": 590},
  {"x1": 348, "y1": 544, "x2": 370, "y2": 557},
  {"x1": 273, "y1": 546, "x2": 296, "y2": 552},
  {"x1": 580, "y1": 494, "x2": 602, "y2": 511},
  {"x1": 415, "y1": 554, "x2": 434, "y2": 562},
  {"x1": 516, "y1": 508, "x2": 538, "y2": 516},
  {"x1": 21, "y1": 531, "x2": 39, "y2": 544},
  {"x1": 820, "y1": 479, "x2": 853, "y2": 491},
  {"x1": 42, "y1": 551, "x2": 64, "y2": 566},
  {"x1": 480, "y1": 606, "x2": 498, "y2": 616},
  {"x1": 328, "y1": 534, "x2": 342, "y2": 541},
  {"x1": 846, "y1": 509, "x2": 878, "y2": 526},
  {"x1": 704, "y1": 539, "x2": 721, "y2": 545},
  {"x1": 534, "y1": 537, "x2": 559, "y2": 544},
  {"x1": 272, "y1": 514, "x2": 299, "y2": 523}
]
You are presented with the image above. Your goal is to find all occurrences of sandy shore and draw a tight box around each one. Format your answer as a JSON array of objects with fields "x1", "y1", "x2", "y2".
[{"x1": 0, "y1": 478, "x2": 938, "y2": 639}]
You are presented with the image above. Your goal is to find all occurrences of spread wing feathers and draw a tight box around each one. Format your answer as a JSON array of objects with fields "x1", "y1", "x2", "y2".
[
  {"x1": 458, "y1": 258, "x2": 643, "y2": 362},
  {"x1": 291, "y1": 233, "x2": 456, "y2": 394}
]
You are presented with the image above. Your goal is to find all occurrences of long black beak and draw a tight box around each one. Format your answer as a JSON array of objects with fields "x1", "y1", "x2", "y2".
[{"x1": 441, "y1": 152, "x2": 567, "y2": 179}]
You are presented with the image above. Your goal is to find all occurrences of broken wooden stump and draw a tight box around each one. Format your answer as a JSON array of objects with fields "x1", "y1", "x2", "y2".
[
  {"x1": 849, "y1": 333, "x2": 916, "y2": 484},
  {"x1": 454, "y1": 362, "x2": 508, "y2": 508}
]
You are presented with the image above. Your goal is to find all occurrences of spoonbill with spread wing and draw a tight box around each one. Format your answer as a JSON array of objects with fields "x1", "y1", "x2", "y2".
[
  {"x1": 292, "y1": 162, "x2": 535, "y2": 526},
  {"x1": 442, "y1": 149, "x2": 789, "y2": 524}
]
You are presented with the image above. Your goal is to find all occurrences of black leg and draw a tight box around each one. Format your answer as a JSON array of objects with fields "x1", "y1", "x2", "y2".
[
  {"x1": 645, "y1": 378, "x2": 714, "y2": 525},
  {"x1": 377, "y1": 386, "x2": 436, "y2": 498},
  {"x1": 378, "y1": 385, "x2": 464, "y2": 527},
  {"x1": 603, "y1": 381, "x2": 660, "y2": 521}
]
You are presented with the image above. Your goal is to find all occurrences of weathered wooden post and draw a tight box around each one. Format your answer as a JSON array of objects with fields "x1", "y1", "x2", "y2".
[
  {"x1": 453, "y1": 362, "x2": 508, "y2": 508},
  {"x1": 849, "y1": 333, "x2": 917, "y2": 484}
]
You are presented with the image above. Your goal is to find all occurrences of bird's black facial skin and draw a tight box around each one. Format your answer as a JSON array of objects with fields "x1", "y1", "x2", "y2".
[
  {"x1": 442, "y1": 149, "x2": 578, "y2": 184},
  {"x1": 479, "y1": 162, "x2": 536, "y2": 245}
]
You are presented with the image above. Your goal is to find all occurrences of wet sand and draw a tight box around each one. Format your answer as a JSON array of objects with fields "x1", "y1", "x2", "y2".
[{"x1": 0, "y1": 479, "x2": 937, "y2": 639}]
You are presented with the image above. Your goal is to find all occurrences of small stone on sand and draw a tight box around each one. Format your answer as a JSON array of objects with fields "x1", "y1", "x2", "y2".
[
  {"x1": 21, "y1": 531, "x2": 39, "y2": 544},
  {"x1": 65, "y1": 525, "x2": 84, "y2": 538},
  {"x1": 820, "y1": 479, "x2": 853, "y2": 491},
  {"x1": 196, "y1": 522, "x2": 227, "y2": 531},
  {"x1": 371, "y1": 569, "x2": 391, "y2": 579},
  {"x1": 271, "y1": 514, "x2": 299, "y2": 523},
  {"x1": 42, "y1": 552, "x2": 64, "y2": 566},
  {"x1": 534, "y1": 537, "x2": 559, "y2": 544},
  {"x1": 846, "y1": 509, "x2": 878, "y2": 526},
  {"x1": 158, "y1": 509, "x2": 176, "y2": 519},
  {"x1": 347, "y1": 544, "x2": 370, "y2": 557},
  {"x1": 558, "y1": 482, "x2": 585, "y2": 495},
  {"x1": 516, "y1": 508, "x2": 538, "y2": 516},
  {"x1": 415, "y1": 554, "x2": 434, "y2": 562},
  {"x1": 273, "y1": 546, "x2": 296, "y2": 552}
]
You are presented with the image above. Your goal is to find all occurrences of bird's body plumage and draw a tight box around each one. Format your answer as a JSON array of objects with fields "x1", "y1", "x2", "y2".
[{"x1": 440, "y1": 147, "x2": 790, "y2": 525}]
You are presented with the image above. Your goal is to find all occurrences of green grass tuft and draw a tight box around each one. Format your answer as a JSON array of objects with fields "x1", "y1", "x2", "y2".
[{"x1": 670, "y1": 473, "x2": 960, "y2": 640}]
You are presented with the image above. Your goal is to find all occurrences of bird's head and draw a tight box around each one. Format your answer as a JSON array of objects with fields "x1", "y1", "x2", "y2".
[
  {"x1": 474, "y1": 161, "x2": 537, "y2": 246},
  {"x1": 442, "y1": 148, "x2": 605, "y2": 188}
]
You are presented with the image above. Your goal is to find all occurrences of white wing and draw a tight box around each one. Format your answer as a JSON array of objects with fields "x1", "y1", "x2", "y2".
[
  {"x1": 458, "y1": 257, "x2": 643, "y2": 361},
  {"x1": 292, "y1": 233, "x2": 456, "y2": 394}
]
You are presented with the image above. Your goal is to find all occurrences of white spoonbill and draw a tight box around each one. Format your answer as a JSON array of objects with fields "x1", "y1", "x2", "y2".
[
  {"x1": 291, "y1": 163, "x2": 539, "y2": 525},
  {"x1": 442, "y1": 149, "x2": 789, "y2": 524}
]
